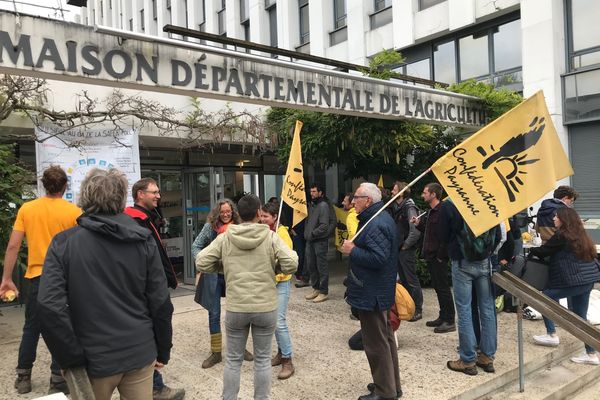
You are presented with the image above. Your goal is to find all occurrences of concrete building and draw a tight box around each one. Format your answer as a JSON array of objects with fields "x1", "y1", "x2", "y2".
[{"x1": 1, "y1": 0, "x2": 599, "y2": 281}]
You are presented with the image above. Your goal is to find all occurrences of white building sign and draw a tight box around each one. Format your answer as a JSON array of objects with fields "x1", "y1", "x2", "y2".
[{"x1": 0, "y1": 11, "x2": 487, "y2": 128}]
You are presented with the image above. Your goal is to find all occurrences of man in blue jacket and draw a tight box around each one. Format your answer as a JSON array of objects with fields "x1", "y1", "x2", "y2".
[
  {"x1": 341, "y1": 183, "x2": 401, "y2": 400},
  {"x1": 535, "y1": 185, "x2": 578, "y2": 243}
]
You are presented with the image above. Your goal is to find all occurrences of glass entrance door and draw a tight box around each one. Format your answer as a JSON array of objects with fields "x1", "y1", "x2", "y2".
[{"x1": 182, "y1": 167, "x2": 224, "y2": 284}]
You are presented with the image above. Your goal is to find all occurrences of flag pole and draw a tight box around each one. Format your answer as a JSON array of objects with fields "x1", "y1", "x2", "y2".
[
  {"x1": 275, "y1": 199, "x2": 283, "y2": 231},
  {"x1": 350, "y1": 167, "x2": 431, "y2": 242}
]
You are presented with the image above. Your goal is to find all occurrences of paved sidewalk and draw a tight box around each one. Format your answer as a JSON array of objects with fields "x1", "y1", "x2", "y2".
[{"x1": 0, "y1": 260, "x2": 585, "y2": 399}]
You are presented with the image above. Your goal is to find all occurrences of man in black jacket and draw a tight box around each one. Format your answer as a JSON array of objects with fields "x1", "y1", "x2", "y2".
[
  {"x1": 124, "y1": 177, "x2": 184, "y2": 400},
  {"x1": 414, "y1": 183, "x2": 455, "y2": 333},
  {"x1": 390, "y1": 181, "x2": 422, "y2": 321},
  {"x1": 38, "y1": 168, "x2": 174, "y2": 400},
  {"x1": 304, "y1": 183, "x2": 333, "y2": 303}
]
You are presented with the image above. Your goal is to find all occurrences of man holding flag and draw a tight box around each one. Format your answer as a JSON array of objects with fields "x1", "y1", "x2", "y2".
[{"x1": 430, "y1": 91, "x2": 574, "y2": 374}]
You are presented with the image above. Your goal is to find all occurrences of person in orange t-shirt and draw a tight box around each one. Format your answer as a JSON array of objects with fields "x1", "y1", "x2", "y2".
[{"x1": 0, "y1": 165, "x2": 81, "y2": 395}]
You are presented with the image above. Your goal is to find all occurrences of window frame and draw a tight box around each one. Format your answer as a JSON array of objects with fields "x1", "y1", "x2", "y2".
[
  {"x1": 299, "y1": 0, "x2": 310, "y2": 45},
  {"x1": 333, "y1": 0, "x2": 346, "y2": 30}
]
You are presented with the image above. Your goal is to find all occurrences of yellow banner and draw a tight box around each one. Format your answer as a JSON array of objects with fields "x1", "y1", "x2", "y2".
[
  {"x1": 281, "y1": 120, "x2": 308, "y2": 227},
  {"x1": 432, "y1": 91, "x2": 573, "y2": 237}
]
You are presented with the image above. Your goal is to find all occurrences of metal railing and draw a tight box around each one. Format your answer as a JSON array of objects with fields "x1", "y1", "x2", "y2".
[{"x1": 492, "y1": 270, "x2": 600, "y2": 392}]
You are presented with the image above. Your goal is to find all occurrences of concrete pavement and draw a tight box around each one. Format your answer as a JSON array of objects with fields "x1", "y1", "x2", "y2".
[{"x1": 0, "y1": 260, "x2": 591, "y2": 399}]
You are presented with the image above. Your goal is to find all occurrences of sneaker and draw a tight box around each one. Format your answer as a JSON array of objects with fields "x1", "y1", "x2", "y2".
[
  {"x1": 408, "y1": 311, "x2": 422, "y2": 322},
  {"x1": 202, "y1": 352, "x2": 222, "y2": 369},
  {"x1": 305, "y1": 289, "x2": 320, "y2": 300},
  {"x1": 476, "y1": 353, "x2": 495, "y2": 373},
  {"x1": 425, "y1": 318, "x2": 443, "y2": 327},
  {"x1": 434, "y1": 321, "x2": 456, "y2": 333},
  {"x1": 153, "y1": 385, "x2": 186, "y2": 400},
  {"x1": 313, "y1": 293, "x2": 329, "y2": 303},
  {"x1": 570, "y1": 353, "x2": 600, "y2": 366},
  {"x1": 533, "y1": 334, "x2": 560, "y2": 347},
  {"x1": 14, "y1": 372, "x2": 32, "y2": 394},
  {"x1": 244, "y1": 349, "x2": 254, "y2": 362},
  {"x1": 447, "y1": 359, "x2": 478, "y2": 375}
]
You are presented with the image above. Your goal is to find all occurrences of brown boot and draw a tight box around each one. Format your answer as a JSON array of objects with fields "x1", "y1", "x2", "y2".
[
  {"x1": 277, "y1": 357, "x2": 295, "y2": 380},
  {"x1": 271, "y1": 349, "x2": 282, "y2": 366},
  {"x1": 202, "y1": 352, "x2": 222, "y2": 369},
  {"x1": 14, "y1": 369, "x2": 32, "y2": 394},
  {"x1": 476, "y1": 353, "x2": 495, "y2": 373}
]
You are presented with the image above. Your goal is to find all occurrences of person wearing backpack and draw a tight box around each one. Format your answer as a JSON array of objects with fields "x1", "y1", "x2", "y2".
[
  {"x1": 441, "y1": 200, "x2": 500, "y2": 376},
  {"x1": 304, "y1": 183, "x2": 334, "y2": 303},
  {"x1": 390, "y1": 181, "x2": 423, "y2": 322}
]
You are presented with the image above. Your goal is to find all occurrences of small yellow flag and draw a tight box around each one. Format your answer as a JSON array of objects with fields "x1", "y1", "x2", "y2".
[
  {"x1": 432, "y1": 91, "x2": 573, "y2": 237},
  {"x1": 377, "y1": 175, "x2": 384, "y2": 188},
  {"x1": 281, "y1": 120, "x2": 308, "y2": 227}
]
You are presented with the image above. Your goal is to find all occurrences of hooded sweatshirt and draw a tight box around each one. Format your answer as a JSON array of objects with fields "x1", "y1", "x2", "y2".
[
  {"x1": 196, "y1": 222, "x2": 298, "y2": 313},
  {"x1": 38, "y1": 213, "x2": 174, "y2": 378}
]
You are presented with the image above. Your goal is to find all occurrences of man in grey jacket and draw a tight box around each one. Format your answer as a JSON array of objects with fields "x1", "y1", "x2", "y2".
[
  {"x1": 304, "y1": 183, "x2": 333, "y2": 303},
  {"x1": 390, "y1": 181, "x2": 423, "y2": 321}
]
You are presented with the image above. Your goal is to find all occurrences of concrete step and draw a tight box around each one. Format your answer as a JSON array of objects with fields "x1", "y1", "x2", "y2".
[{"x1": 450, "y1": 340, "x2": 600, "y2": 400}]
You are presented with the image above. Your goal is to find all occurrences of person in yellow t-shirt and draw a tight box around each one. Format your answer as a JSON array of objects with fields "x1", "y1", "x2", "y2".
[
  {"x1": 259, "y1": 201, "x2": 296, "y2": 380},
  {"x1": 0, "y1": 165, "x2": 81, "y2": 395}
]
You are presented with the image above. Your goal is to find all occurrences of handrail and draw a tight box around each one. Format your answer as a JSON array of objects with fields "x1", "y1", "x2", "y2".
[{"x1": 492, "y1": 271, "x2": 600, "y2": 350}]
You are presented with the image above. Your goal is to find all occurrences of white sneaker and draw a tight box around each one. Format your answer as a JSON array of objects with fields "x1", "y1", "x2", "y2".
[
  {"x1": 570, "y1": 353, "x2": 600, "y2": 365},
  {"x1": 533, "y1": 334, "x2": 560, "y2": 347}
]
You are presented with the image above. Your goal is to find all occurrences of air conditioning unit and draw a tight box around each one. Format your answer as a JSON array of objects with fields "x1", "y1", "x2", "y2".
[{"x1": 67, "y1": 0, "x2": 87, "y2": 7}]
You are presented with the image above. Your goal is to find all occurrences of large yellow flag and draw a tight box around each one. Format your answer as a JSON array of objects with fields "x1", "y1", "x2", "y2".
[
  {"x1": 281, "y1": 120, "x2": 308, "y2": 227},
  {"x1": 432, "y1": 91, "x2": 573, "y2": 237},
  {"x1": 377, "y1": 175, "x2": 384, "y2": 188}
]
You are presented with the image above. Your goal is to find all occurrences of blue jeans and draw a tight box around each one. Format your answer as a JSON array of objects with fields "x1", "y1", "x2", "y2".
[
  {"x1": 223, "y1": 310, "x2": 277, "y2": 400},
  {"x1": 275, "y1": 280, "x2": 293, "y2": 358},
  {"x1": 452, "y1": 259, "x2": 497, "y2": 363},
  {"x1": 208, "y1": 274, "x2": 225, "y2": 334},
  {"x1": 542, "y1": 283, "x2": 595, "y2": 353},
  {"x1": 17, "y1": 277, "x2": 61, "y2": 377}
]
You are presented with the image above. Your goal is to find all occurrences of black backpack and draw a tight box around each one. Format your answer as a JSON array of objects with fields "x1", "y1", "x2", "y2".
[{"x1": 457, "y1": 222, "x2": 497, "y2": 262}]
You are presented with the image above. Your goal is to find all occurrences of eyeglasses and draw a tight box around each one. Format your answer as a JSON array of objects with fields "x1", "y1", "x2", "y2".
[{"x1": 143, "y1": 190, "x2": 160, "y2": 195}]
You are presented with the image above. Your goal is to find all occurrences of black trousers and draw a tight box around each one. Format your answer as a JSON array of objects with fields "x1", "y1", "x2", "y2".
[
  {"x1": 398, "y1": 248, "x2": 423, "y2": 313},
  {"x1": 358, "y1": 309, "x2": 401, "y2": 398},
  {"x1": 427, "y1": 258, "x2": 455, "y2": 323}
]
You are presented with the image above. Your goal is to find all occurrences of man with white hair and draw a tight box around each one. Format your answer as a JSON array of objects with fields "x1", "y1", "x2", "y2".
[{"x1": 341, "y1": 183, "x2": 402, "y2": 400}]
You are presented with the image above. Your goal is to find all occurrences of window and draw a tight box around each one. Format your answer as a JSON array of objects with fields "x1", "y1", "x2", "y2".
[
  {"x1": 374, "y1": 0, "x2": 391, "y2": 12},
  {"x1": 218, "y1": 0, "x2": 227, "y2": 35},
  {"x1": 393, "y1": 59, "x2": 431, "y2": 84},
  {"x1": 240, "y1": 0, "x2": 249, "y2": 22},
  {"x1": 184, "y1": 0, "x2": 189, "y2": 27},
  {"x1": 419, "y1": 0, "x2": 445, "y2": 11},
  {"x1": 567, "y1": 0, "x2": 600, "y2": 70},
  {"x1": 458, "y1": 33, "x2": 489, "y2": 80},
  {"x1": 100, "y1": 1, "x2": 103, "y2": 18},
  {"x1": 268, "y1": 4, "x2": 278, "y2": 47},
  {"x1": 166, "y1": 0, "x2": 171, "y2": 9},
  {"x1": 370, "y1": 0, "x2": 392, "y2": 30},
  {"x1": 334, "y1": 0, "x2": 346, "y2": 29},
  {"x1": 152, "y1": 0, "x2": 157, "y2": 20},
  {"x1": 140, "y1": 9, "x2": 145, "y2": 31},
  {"x1": 265, "y1": 0, "x2": 276, "y2": 7},
  {"x1": 299, "y1": 0, "x2": 310, "y2": 45},
  {"x1": 129, "y1": 18, "x2": 133, "y2": 31},
  {"x1": 493, "y1": 19, "x2": 521, "y2": 72},
  {"x1": 433, "y1": 41, "x2": 456, "y2": 84}
]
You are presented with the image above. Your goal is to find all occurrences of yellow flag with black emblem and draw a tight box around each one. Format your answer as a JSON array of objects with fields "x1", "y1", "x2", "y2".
[
  {"x1": 281, "y1": 120, "x2": 308, "y2": 227},
  {"x1": 432, "y1": 91, "x2": 573, "y2": 237}
]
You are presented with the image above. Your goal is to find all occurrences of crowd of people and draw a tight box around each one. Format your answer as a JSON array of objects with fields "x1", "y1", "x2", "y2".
[{"x1": 1, "y1": 165, "x2": 599, "y2": 400}]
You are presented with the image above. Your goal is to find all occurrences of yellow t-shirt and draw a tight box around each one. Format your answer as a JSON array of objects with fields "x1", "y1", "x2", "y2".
[
  {"x1": 275, "y1": 225, "x2": 293, "y2": 282},
  {"x1": 13, "y1": 197, "x2": 82, "y2": 279}
]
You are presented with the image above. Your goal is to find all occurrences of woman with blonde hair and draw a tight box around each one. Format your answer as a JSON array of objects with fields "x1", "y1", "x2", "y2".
[
  {"x1": 192, "y1": 199, "x2": 253, "y2": 368},
  {"x1": 530, "y1": 207, "x2": 600, "y2": 365}
]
